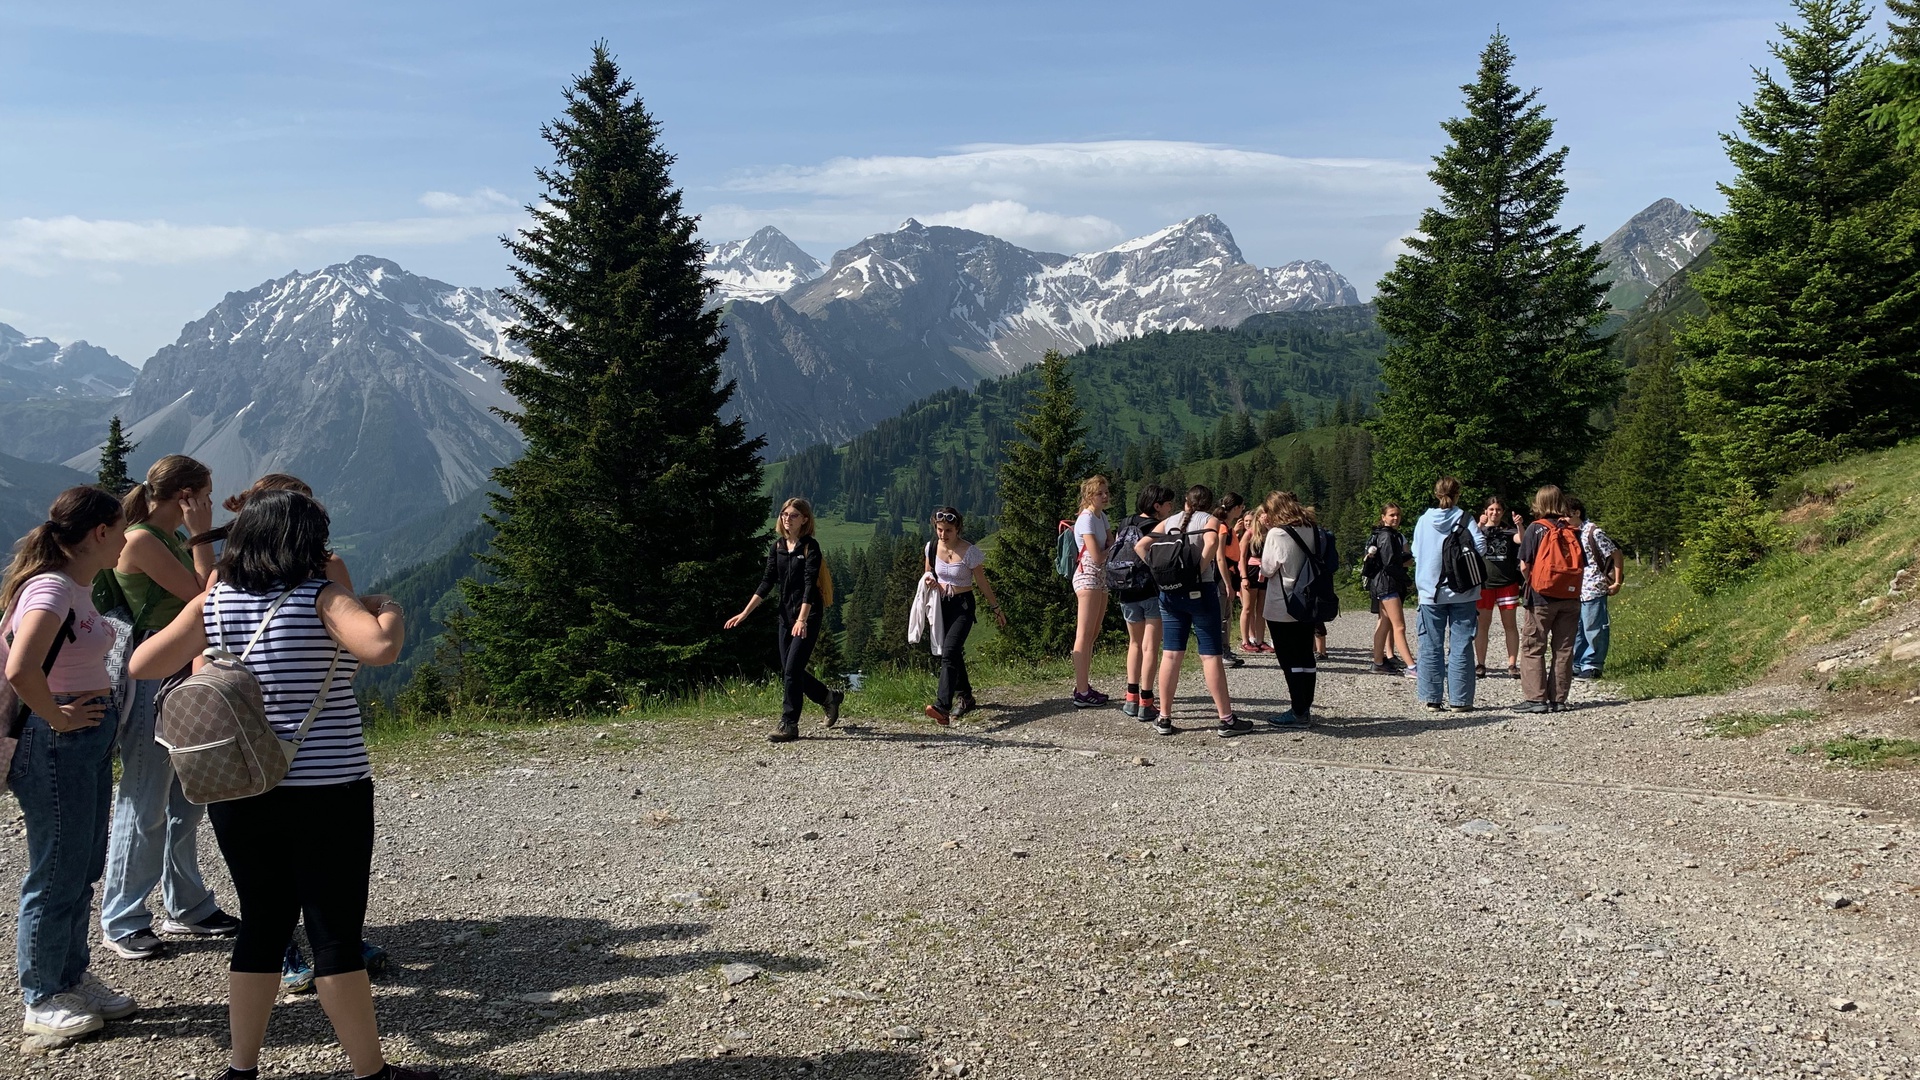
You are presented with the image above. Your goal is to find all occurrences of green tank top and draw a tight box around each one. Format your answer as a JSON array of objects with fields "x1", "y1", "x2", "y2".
[{"x1": 114, "y1": 524, "x2": 195, "y2": 632}]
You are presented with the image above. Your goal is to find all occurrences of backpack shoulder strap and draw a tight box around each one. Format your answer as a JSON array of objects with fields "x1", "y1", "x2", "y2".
[
  {"x1": 233, "y1": 586, "x2": 302, "y2": 661},
  {"x1": 286, "y1": 647, "x2": 342, "y2": 748}
]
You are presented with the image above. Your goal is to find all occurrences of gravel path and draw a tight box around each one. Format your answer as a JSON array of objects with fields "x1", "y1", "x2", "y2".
[{"x1": 3, "y1": 612, "x2": 1916, "y2": 1080}]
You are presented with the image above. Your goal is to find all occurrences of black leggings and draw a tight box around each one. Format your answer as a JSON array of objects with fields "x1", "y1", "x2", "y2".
[
  {"x1": 208, "y1": 779, "x2": 374, "y2": 977},
  {"x1": 776, "y1": 612, "x2": 830, "y2": 725},
  {"x1": 1267, "y1": 620, "x2": 1318, "y2": 715},
  {"x1": 936, "y1": 592, "x2": 976, "y2": 711}
]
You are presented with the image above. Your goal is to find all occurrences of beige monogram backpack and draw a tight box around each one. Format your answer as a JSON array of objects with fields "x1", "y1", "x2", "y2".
[{"x1": 155, "y1": 587, "x2": 340, "y2": 805}]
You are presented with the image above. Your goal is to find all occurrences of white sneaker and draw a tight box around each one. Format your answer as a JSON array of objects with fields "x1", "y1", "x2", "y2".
[
  {"x1": 22, "y1": 992, "x2": 103, "y2": 1038},
  {"x1": 71, "y1": 971, "x2": 136, "y2": 1020}
]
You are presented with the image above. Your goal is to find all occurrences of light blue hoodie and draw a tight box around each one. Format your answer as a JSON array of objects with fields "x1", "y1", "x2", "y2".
[{"x1": 1412, "y1": 506, "x2": 1486, "y2": 606}]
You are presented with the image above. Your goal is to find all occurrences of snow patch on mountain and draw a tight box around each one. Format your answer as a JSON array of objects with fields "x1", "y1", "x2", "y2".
[
  {"x1": 705, "y1": 226, "x2": 826, "y2": 302},
  {"x1": 0, "y1": 323, "x2": 138, "y2": 400}
]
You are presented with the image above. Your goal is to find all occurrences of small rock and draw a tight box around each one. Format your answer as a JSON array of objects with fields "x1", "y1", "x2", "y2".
[
  {"x1": 1822, "y1": 891, "x2": 1854, "y2": 909},
  {"x1": 518, "y1": 990, "x2": 564, "y2": 1004},
  {"x1": 720, "y1": 963, "x2": 763, "y2": 986},
  {"x1": 1891, "y1": 568, "x2": 1914, "y2": 596},
  {"x1": 1458, "y1": 819, "x2": 1501, "y2": 838},
  {"x1": 1131, "y1": 756, "x2": 1153, "y2": 767},
  {"x1": 20, "y1": 1033, "x2": 73, "y2": 1055},
  {"x1": 1172, "y1": 1037, "x2": 1192, "y2": 1048},
  {"x1": 799, "y1": 830, "x2": 821, "y2": 841},
  {"x1": 830, "y1": 987, "x2": 882, "y2": 1003},
  {"x1": 624, "y1": 1025, "x2": 644, "y2": 1037},
  {"x1": 1009, "y1": 847, "x2": 1030, "y2": 858},
  {"x1": 1893, "y1": 639, "x2": 1920, "y2": 663},
  {"x1": 1816, "y1": 657, "x2": 1844, "y2": 673},
  {"x1": 885, "y1": 1025, "x2": 921, "y2": 1041},
  {"x1": 1830, "y1": 997, "x2": 1857, "y2": 1012}
]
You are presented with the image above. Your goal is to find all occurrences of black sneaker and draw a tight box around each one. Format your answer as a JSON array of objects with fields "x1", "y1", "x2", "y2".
[
  {"x1": 767, "y1": 723, "x2": 799, "y2": 743},
  {"x1": 103, "y1": 929, "x2": 164, "y2": 960},
  {"x1": 1153, "y1": 715, "x2": 1179, "y2": 736},
  {"x1": 1422, "y1": 701, "x2": 1447, "y2": 712},
  {"x1": 1216, "y1": 714, "x2": 1253, "y2": 738},
  {"x1": 824, "y1": 689, "x2": 844, "y2": 727},
  {"x1": 159, "y1": 910, "x2": 240, "y2": 937},
  {"x1": 1515, "y1": 700, "x2": 1551, "y2": 714},
  {"x1": 1223, "y1": 650, "x2": 1246, "y2": 669},
  {"x1": 951, "y1": 696, "x2": 976, "y2": 720}
]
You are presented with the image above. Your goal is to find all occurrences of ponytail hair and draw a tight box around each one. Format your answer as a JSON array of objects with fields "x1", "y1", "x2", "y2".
[
  {"x1": 123, "y1": 454, "x2": 212, "y2": 526},
  {"x1": 192, "y1": 473, "x2": 317, "y2": 547},
  {"x1": 2, "y1": 486, "x2": 123, "y2": 614}
]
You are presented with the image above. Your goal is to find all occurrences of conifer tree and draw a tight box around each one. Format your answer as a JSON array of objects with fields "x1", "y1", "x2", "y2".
[
  {"x1": 1371, "y1": 33, "x2": 1618, "y2": 510},
  {"x1": 464, "y1": 45, "x2": 766, "y2": 709},
  {"x1": 95, "y1": 416, "x2": 137, "y2": 495},
  {"x1": 1591, "y1": 328, "x2": 1690, "y2": 560},
  {"x1": 1684, "y1": 0, "x2": 1920, "y2": 496},
  {"x1": 990, "y1": 350, "x2": 1095, "y2": 659}
]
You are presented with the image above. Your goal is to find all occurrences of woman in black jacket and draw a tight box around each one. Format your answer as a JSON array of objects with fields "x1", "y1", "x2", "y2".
[
  {"x1": 1365, "y1": 504, "x2": 1415, "y2": 676},
  {"x1": 725, "y1": 497, "x2": 843, "y2": 742}
]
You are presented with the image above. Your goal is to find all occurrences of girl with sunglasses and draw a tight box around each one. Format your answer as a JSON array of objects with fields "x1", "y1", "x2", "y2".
[{"x1": 920, "y1": 507, "x2": 1004, "y2": 725}]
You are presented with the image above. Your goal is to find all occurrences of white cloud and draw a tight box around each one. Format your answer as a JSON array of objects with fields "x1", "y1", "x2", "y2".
[
  {"x1": 419, "y1": 187, "x2": 516, "y2": 214},
  {"x1": 919, "y1": 201, "x2": 1122, "y2": 253}
]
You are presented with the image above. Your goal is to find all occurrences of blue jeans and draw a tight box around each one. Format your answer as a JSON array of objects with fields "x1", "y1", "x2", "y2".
[
  {"x1": 101, "y1": 676, "x2": 218, "y2": 941},
  {"x1": 1574, "y1": 596, "x2": 1611, "y2": 675},
  {"x1": 9, "y1": 696, "x2": 119, "y2": 1005},
  {"x1": 1417, "y1": 601, "x2": 1479, "y2": 707},
  {"x1": 1158, "y1": 583, "x2": 1224, "y2": 656}
]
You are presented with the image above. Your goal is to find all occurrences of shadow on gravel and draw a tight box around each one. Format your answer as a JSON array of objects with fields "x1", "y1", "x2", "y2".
[{"x1": 273, "y1": 1049, "x2": 924, "y2": 1079}]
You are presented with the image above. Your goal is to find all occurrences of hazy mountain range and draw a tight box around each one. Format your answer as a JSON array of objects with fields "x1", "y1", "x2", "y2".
[{"x1": 0, "y1": 323, "x2": 138, "y2": 401}]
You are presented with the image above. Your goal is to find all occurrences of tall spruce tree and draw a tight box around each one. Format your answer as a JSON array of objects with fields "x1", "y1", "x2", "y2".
[
  {"x1": 464, "y1": 45, "x2": 766, "y2": 709},
  {"x1": 990, "y1": 350, "x2": 1094, "y2": 660},
  {"x1": 1590, "y1": 327, "x2": 1691, "y2": 560},
  {"x1": 1682, "y1": 0, "x2": 1920, "y2": 496},
  {"x1": 1864, "y1": 0, "x2": 1920, "y2": 146},
  {"x1": 1370, "y1": 33, "x2": 1618, "y2": 510},
  {"x1": 95, "y1": 416, "x2": 137, "y2": 495}
]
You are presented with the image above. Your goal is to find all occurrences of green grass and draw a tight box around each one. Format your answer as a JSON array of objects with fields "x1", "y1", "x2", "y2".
[
  {"x1": 1793, "y1": 733, "x2": 1920, "y2": 769},
  {"x1": 1607, "y1": 438, "x2": 1920, "y2": 698},
  {"x1": 1702, "y1": 709, "x2": 1819, "y2": 738}
]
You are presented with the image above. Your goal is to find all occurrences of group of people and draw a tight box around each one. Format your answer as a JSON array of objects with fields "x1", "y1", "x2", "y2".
[
  {"x1": 739, "y1": 474, "x2": 1624, "y2": 743},
  {"x1": 0, "y1": 458, "x2": 432, "y2": 1079}
]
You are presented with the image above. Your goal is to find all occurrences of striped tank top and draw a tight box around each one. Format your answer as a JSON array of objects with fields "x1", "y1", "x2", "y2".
[{"x1": 202, "y1": 578, "x2": 369, "y2": 786}]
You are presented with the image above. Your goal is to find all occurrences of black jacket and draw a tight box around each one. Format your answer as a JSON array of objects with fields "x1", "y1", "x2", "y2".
[{"x1": 755, "y1": 536, "x2": 823, "y2": 619}]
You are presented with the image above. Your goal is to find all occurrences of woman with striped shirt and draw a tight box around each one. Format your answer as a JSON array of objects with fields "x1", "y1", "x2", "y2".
[{"x1": 131, "y1": 490, "x2": 430, "y2": 1080}]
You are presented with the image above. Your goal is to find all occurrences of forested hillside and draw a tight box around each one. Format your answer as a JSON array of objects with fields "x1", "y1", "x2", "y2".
[{"x1": 769, "y1": 306, "x2": 1384, "y2": 536}]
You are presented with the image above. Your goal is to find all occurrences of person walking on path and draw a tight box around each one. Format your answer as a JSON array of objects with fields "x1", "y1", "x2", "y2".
[
  {"x1": 1069, "y1": 476, "x2": 1112, "y2": 707},
  {"x1": 725, "y1": 497, "x2": 843, "y2": 743},
  {"x1": 1517, "y1": 485, "x2": 1584, "y2": 713},
  {"x1": 1411, "y1": 477, "x2": 1486, "y2": 711},
  {"x1": 2, "y1": 487, "x2": 137, "y2": 1040},
  {"x1": 919, "y1": 507, "x2": 1005, "y2": 725},
  {"x1": 1134, "y1": 485, "x2": 1249, "y2": 738},
  {"x1": 1118, "y1": 485, "x2": 1174, "y2": 724},
  {"x1": 1364, "y1": 505, "x2": 1416, "y2": 677},
  {"x1": 1568, "y1": 498, "x2": 1623, "y2": 679},
  {"x1": 130, "y1": 489, "x2": 434, "y2": 1080},
  {"x1": 1473, "y1": 496, "x2": 1526, "y2": 680},
  {"x1": 99, "y1": 456, "x2": 241, "y2": 964},
  {"x1": 1258, "y1": 490, "x2": 1323, "y2": 726}
]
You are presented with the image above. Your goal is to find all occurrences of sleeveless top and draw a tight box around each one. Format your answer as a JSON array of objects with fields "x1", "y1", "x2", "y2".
[
  {"x1": 116, "y1": 524, "x2": 196, "y2": 633},
  {"x1": 202, "y1": 578, "x2": 368, "y2": 786}
]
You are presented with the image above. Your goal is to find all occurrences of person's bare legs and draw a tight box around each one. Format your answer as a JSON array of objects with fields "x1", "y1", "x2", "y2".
[
  {"x1": 1475, "y1": 606, "x2": 1494, "y2": 667},
  {"x1": 1383, "y1": 597, "x2": 1414, "y2": 667},
  {"x1": 1073, "y1": 588, "x2": 1105, "y2": 693},
  {"x1": 1141, "y1": 620, "x2": 1163, "y2": 700},
  {"x1": 1500, "y1": 604, "x2": 1522, "y2": 668},
  {"x1": 227, "y1": 972, "x2": 280, "y2": 1071},
  {"x1": 1125, "y1": 620, "x2": 1148, "y2": 690},
  {"x1": 314, "y1": 970, "x2": 386, "y2": 1077},
  {"x1": 1373, "y1": 613, "x2": 1391, "y2": 663},
  {"x1": 1199, "y1": 655, "x2": 1232, "y2": 717},
  {"x1": 1156, "y1": 649, "x2": 1184, "y2": 718}
]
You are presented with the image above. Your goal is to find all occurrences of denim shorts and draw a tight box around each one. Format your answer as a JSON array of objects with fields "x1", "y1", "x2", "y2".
[
  {"x1": 1158, "y1": 582, "x2": 1224, "y2": 656},
  {"x1": 1120, "y1": 597, "x2": 1161, "y2": 624}
]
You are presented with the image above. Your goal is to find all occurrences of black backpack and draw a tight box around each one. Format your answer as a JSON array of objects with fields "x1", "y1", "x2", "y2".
[
  {"x1": 1105, "y1": 516, "x2": 1155, "y2": 597},
  {"x1": 1437, "y1": 513, "x2": 1486, "y2": 593},
  {"x1": 1145, "y1": 512, "x2": 1205, "y2": 592},
  {"x1": 1280, "y1": 526, "x2": 1340, "y2": 623}
]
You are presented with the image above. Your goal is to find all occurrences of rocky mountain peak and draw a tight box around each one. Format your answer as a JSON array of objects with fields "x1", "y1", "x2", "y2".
[
  {"x1": 0, "y1": 321, "x2": 139, "y2": 402},
  {"x1": 1599, "y1": 198, "x2": 1715, "y2": 310},
  {"x1": 705, "y1": 226, "x2": 827, "y2": 303}
]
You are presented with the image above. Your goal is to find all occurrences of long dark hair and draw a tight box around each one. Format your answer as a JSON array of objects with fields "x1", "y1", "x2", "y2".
[
  {"x1": 2, "y1": 487, "x2": 124, "y2": 613},
  {"x1": 216, "y1": 490, "x2": 333, "y2": 595},
  {"x1": 191, "y1": 473, "x2": 317, "y2": 548}
]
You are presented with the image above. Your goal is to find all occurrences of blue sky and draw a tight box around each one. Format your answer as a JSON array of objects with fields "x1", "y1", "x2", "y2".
[{"x1": 1, "y1": 0, "x2": 1801, "y2": 362}]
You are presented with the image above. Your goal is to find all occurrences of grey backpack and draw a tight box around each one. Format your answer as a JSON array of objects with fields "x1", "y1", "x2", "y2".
[{"x1": 155, "y1": 587, "x2": 340, "y2": 805}]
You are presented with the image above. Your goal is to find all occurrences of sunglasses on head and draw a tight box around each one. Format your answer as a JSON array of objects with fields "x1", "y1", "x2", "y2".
[{"x1": 933, "y1": 511, "x2": 959, "y2": 523}]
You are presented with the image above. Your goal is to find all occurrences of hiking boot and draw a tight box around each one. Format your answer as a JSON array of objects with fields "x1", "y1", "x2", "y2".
[
  {"x1": 159, "y1": 909, "x2": 239, "y2": 937},
  {"x1": 1515, "y1": 700, "x2": 1552, "y2": 714},
  {"x1": 282, "y1": 944, "x2": 315, "y2": 994},
  {"x1": 102, "y1": 929, "x2": 163, "y2": 960},
  {"x1": 824, "y1": 689, "x2": 845, "y2": 727},
  {"x1": 767, "y1": 723, "x2": 799, "y2": 743},
  {"x1": 952, "y1": 696, "x2": 976, "y2": 720},
  {"x1": 71, "y1": 972, "x2": 136, "y2": 1020},
  {"x1": 22, "y1": 992, "x2": 102, "y2": 1038},
  {"x1": 923, "y1": 704, "x2": 951, "y2": 726},
  {"x1": 1216, "y1": 714, "x2": 1253, "y2": 738},
  {"x1": 1152, "y1": 714, "x2": 1179, "y2": 736}
]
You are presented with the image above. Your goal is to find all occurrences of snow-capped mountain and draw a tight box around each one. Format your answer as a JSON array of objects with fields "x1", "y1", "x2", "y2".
[
  {"x1": 1599, "y1": 198, "x2": 1715, "y2": 310},
  {"x1": 720, "y1": 215, "x2": 1359, "y2": 455},
  {"x1": 0, "y1": 323, "x2": 138, "y2": 401},
  {"x1": 64, "y1": 256, "x2": 526, "y2": 543},
  {"x1": 705, "y1": 226, "x2": 826, "y2": 302}
]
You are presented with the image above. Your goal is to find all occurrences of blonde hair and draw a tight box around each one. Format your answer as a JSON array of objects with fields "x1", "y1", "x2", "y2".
[
  {"x1": 2, "y1": 487, "x2": 124, "y2": 614},
  {"x1": 1261, "y1": 489, "x2": 1309, "y2": 528},
  {"x1": 778, "y1": 497, "x2": 816, "y2": 539},
  {"x1": 1434, "y1": 476, "x2": 1462, "y2": 510},
  {"x1": 1079, "y1": 475, "x2": 1109, "y2": 511},
  {"x1": 1532, "y1": 485, "x2": 1571, "y2": 519},
  {"x1": 124, "y1": 455, "x2": 211, "y2": 526}
]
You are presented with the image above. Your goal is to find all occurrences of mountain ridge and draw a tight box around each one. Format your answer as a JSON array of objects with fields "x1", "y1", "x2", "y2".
[{"x1": 0, "y1": 323, "x2": 138, "y2": 401}]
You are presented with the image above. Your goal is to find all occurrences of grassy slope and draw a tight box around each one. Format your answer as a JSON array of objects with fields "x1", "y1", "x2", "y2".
[{"x1": 1610, "y1": 438, "x2": 1920, "y2": 697}]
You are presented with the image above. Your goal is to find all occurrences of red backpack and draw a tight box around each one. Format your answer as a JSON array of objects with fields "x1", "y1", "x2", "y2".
[{"x1": 1527, "y1": 518, "x2": 1586, "y2": 600}]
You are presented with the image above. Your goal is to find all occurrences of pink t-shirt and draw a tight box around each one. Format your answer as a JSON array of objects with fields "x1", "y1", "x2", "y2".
[{"x1": 3, "y1": 573, "x2": 115, "y2": 692}]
